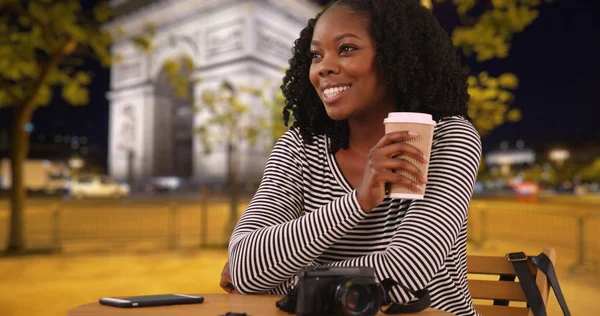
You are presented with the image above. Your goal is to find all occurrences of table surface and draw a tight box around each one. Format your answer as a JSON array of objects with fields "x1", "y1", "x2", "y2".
[{"x1": 67, "y1": 294, "x2": 452, "y2": 315}]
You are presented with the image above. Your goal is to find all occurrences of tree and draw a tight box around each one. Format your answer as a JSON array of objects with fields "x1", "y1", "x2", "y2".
[
  {"x1": 467, "y1": 71, "x2": 520, "y2": 137},
  {"x1": 195, "y1": 80, "x2": 276, "y2": 240},
  {"x1": 0, "y1": 0, "x2": 112, "y2": 253},
  {"x1": 578, "y1": 158, "x2": 600, "y2": 183},
  {"x1": 258, "y1": 81, "x2": 293, "y2": 143},
  {"x1": 429, "y1": 0, "x2": 550, "y2": 137},
  {"x1": 157, "y1": 52, "x2": 289, "y2": 240}
]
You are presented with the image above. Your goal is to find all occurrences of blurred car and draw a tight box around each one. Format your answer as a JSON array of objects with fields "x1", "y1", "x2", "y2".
[
  {"x1": 514, "y1": 181, "x2": 539, "y2": 202},
  {"x1": 70, "y1": 175, "x2": 130, "y2": 199},
  {"x1": 144, "y1": 177, "x2": 181, "y2": 193}
]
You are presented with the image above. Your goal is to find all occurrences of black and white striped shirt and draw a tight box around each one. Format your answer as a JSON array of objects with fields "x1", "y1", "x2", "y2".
[{"x1": 229, "y1": 116, "x2": 481, "y2": 316}]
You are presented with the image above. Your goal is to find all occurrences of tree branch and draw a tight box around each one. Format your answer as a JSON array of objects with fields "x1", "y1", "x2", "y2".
[
  {"x1": 0, "y1": 78, "x2": 20, "y2": 103},
  {"x1": 7, "y1": 0, "x2": 58, "y2": 50},
  {"x1": 20, "y1": 40, "x2": 77, "y2": 111}
]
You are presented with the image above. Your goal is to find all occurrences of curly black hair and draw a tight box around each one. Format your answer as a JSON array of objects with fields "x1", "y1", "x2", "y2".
[{"x1": 281, "y1": 0, "x2": 470, "y2": 153}]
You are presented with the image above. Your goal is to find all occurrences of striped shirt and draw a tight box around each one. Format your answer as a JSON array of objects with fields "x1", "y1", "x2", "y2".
[{"x1": 229, "y1": 116, "x2": 481, "y2": 315}]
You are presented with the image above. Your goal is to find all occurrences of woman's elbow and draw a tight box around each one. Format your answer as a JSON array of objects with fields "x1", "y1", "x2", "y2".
[
  {"x1": 232, "y1": 276, "x2": 274, "y2": 295},
  {"x1": 383, "y1": 247, "x2": 438, "y2": 289}
]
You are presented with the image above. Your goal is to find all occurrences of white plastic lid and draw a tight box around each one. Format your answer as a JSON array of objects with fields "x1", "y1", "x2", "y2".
[{"x1": 383, "y1": 112, "x2": 436, "y2": 125}]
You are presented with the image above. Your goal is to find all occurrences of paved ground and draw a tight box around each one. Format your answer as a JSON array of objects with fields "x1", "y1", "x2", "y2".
[
  {"x1": 0, "y1": 193, "x2": 598, "y2": 315},
  {"x1": 0, "y1": 242, "x2": 597, "y2": 316}
]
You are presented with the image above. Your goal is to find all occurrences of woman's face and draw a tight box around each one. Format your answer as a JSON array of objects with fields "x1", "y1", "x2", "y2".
[{"x1": 309, "y1": 4, "x2": 395, "y2": 121}]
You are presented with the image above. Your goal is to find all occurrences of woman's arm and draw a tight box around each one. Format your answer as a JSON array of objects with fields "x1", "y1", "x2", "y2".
[
  {"x1": 327, "y1": 120, "x2": 482, "y2": 302},
  {"x1": 228, "y1": 130, "x2": 368, "y2": 294}
]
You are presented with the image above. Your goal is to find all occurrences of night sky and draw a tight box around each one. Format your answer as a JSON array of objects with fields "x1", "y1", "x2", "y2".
[
  {"x1": 477, "y1": 0, "x2": 599, "y2": 148},
  {"x1": 1, "y1": 0, "x2": 598, "y2": 159}
]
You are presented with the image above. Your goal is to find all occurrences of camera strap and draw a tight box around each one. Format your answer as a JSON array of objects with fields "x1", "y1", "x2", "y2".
[
  {"x1": 505, "y1": 252, "x2": 571, "y2": 316},
  {"x1": 379, "y1": 278, "x2": 431, "y2": 314}
]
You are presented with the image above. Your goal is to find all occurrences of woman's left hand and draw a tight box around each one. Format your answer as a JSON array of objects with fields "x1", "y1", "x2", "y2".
[
  {"x1": 356, "y1": 131, "x2": 428, "y2": 212},
  {"x1": 220, "y1": 260, "x2": 239, "y2": 294}
]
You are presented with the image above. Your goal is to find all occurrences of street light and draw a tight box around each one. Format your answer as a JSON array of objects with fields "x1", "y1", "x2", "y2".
[
  {"x1": 68, "y1": 156, "x2": 84, "y2": 170},
  {"x1": 548, "y1": 149, "x2": 570, "y2": 168},
  {"x1": 497, "y1": 155, "x2": 511, "y2": 176}
]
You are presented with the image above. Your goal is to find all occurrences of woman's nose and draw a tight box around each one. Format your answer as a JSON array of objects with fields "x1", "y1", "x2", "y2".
[{"x1": 318, "y1": 56, "x2": 340, "y2": 77}]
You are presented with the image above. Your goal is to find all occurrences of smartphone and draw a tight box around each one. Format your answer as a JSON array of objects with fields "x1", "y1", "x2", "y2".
[{"x1": 99, "y1": 294, "x2": 204, "y2": 308}]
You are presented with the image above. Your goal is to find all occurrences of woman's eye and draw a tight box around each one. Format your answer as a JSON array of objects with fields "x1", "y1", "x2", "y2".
[
  {"x1": 340, "y1": 45, "x2": 356, "y2": 54},
  {"x1": 310, "y1": 51, "x2": 322, "y2": 59}
]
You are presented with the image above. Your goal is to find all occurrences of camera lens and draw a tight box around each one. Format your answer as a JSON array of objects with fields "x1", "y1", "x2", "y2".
[
  {"x1": 345, "y1": 284, "x2": 370, "y2": 311},
  {"x1": 333, "y1": 278, "x2": 381, "y2": 316}
]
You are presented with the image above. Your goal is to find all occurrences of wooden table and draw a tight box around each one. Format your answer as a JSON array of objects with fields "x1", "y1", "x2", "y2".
[{"x1": 67, "y1": 294, "x2": 453, "y2": 315}]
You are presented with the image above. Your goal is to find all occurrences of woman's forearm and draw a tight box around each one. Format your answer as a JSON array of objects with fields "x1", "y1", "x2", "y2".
[{"x1": 229, "y1": 188, "x2": 367, "y2": 294}]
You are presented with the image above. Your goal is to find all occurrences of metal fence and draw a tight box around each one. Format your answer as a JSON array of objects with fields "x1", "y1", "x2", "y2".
[
  {"x1": 468, "y1": 200, "x2": 599, "y2": 273},
  {"x1": 1, "y1": 196, "x2": 599, "y2": 273},
  {"x1": 0, "y1": 192, "x2": 249, "y2": 251}
]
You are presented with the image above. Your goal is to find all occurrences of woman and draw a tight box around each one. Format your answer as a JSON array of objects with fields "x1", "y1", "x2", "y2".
[{"x1": 221, "y1": 0, "x2": 481, "y2": 315}]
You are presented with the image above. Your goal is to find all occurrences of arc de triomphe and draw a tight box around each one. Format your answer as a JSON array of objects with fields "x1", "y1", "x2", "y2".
[{"x1": 105, "y1": 0, "x2": 318, "y2": 188}]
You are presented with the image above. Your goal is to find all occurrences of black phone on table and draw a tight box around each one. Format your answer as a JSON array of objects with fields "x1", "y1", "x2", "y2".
[{"x1": 99, "y1": 294, "x2": 204, "y2": 308}]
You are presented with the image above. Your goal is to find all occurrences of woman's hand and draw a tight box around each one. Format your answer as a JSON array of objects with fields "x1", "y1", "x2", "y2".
[
  {"x1": 356, "y1": 131, "x2": 428, "y2": 212},
  {"x1": 219, "y1": 260, "x2": 239, "y2": 294}
]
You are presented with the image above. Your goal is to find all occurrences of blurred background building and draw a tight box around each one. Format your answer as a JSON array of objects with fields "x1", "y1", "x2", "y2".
[{"x1": 105, "y1": 0, "x2": 318, "y2": 189}]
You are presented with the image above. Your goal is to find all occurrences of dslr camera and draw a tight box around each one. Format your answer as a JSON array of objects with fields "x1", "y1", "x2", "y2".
[{"x1": 294, "y1": 266, "x2": 384, "y2": 316}]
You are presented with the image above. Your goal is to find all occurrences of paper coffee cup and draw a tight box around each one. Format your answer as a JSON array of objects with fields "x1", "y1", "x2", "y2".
[{"x1": 383, "y1": 112, "x2": 436, "y2": 199}]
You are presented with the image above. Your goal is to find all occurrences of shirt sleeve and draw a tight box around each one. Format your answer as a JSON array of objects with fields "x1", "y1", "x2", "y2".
[
  {"x1": 228, "y1": 129, "x2": 369, "y2": 294},
  {"x1": 326, "y1": 120, "x2": 482, "y2": 303}
]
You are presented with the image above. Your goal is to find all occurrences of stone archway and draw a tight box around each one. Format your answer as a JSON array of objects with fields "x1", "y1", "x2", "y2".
[{"x1": 152, "y1": 57, "x2": 194, "y2": 178}]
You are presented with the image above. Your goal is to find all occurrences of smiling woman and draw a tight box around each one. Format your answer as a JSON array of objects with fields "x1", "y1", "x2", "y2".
[
  {"x1": 282, "y1": 0, "x2": 470, "y2": 155},
  {"x1": 308, "y1": 6, "x2": 394, "y2": 121},
  {"x1": 223, "y1": 1, "x2": 482, "y2": 315}
]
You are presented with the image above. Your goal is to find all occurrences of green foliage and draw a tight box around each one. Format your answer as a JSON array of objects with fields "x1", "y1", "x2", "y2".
[
  {"x1": 196, "y1": 81, "x2": 262, "y2": 153},
  {"x1": 577, "y1": 158, "x2": 600, "y2": 182},
  {"x1": 161, "y1": 56, "x2": 196, "y2": 100},
  {"x1": 429, "y1": 0, "x2": 550, "y2": 137},
  {"x1": 520, "y1": 163, "x2": 556, "y2": 184},
  {"x1": 93, "y1": 1, "x2": 113, "y2": 23},
  {"x1": 157, "y1": 55, "x2": 289, "y2": 155},
  {"x1": 440, "y1": 0, "x2": 549, "y2": 61},
  {"x1": 256, "y1": 80, "x2": 293, "y2": 143},
  {"x1": 130, "y1": 23, "x2": 157, "y2": 54},
  {"x1": 467, "y1": 71, "x2": 520, "y2": 137},
  {"x1": 263, "y1": 91, "x2": 290, "y2": 142},
  {"x1": 0, "y1": 0, "x2": 113, "y2": 109}
]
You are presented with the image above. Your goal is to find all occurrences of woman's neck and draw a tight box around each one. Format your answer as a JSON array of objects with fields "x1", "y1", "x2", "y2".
[{"x1": 346, "y1": 112, "x2": 388, "y2": 154}]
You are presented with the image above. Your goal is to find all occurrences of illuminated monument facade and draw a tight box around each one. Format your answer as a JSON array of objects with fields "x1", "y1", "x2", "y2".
[{"x1": 105, "y1": 0, "x2": 317, "y2": 187}]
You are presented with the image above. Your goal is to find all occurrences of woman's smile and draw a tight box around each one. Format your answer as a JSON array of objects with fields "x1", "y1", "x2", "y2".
[{"x1": 321, "y1": 84, "x2": 352, "y2": 104}]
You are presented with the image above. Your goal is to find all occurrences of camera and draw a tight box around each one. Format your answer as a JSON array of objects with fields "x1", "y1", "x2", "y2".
[{"x1": 294, "y1": 266, "x2": 384, "y2": 316}]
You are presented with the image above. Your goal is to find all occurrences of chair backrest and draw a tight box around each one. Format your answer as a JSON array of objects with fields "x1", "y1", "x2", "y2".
[{"x1": 467, "y1": 248, "x2": 556, "y2": 316}]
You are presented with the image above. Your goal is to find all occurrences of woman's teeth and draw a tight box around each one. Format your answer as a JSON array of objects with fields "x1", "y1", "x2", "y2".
[{"x1": 323, "y1": 85, "x2": 350, "y2": 98}]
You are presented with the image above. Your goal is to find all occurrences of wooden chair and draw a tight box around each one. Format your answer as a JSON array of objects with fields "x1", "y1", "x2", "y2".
[{"x1": 467, "y1": 248, "x2": 556, "y2": 316}]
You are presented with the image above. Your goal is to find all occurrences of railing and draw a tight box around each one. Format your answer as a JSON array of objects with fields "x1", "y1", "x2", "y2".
[
  {"x1": 468, "y1": 200, "x2": 599, "y2": 273},
  {"x1": 0, "y1": 190, "x2": 249, "y2": 251},
  {"x1": 1, "y1": 195, "x2": 598, "y2": 273}
]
